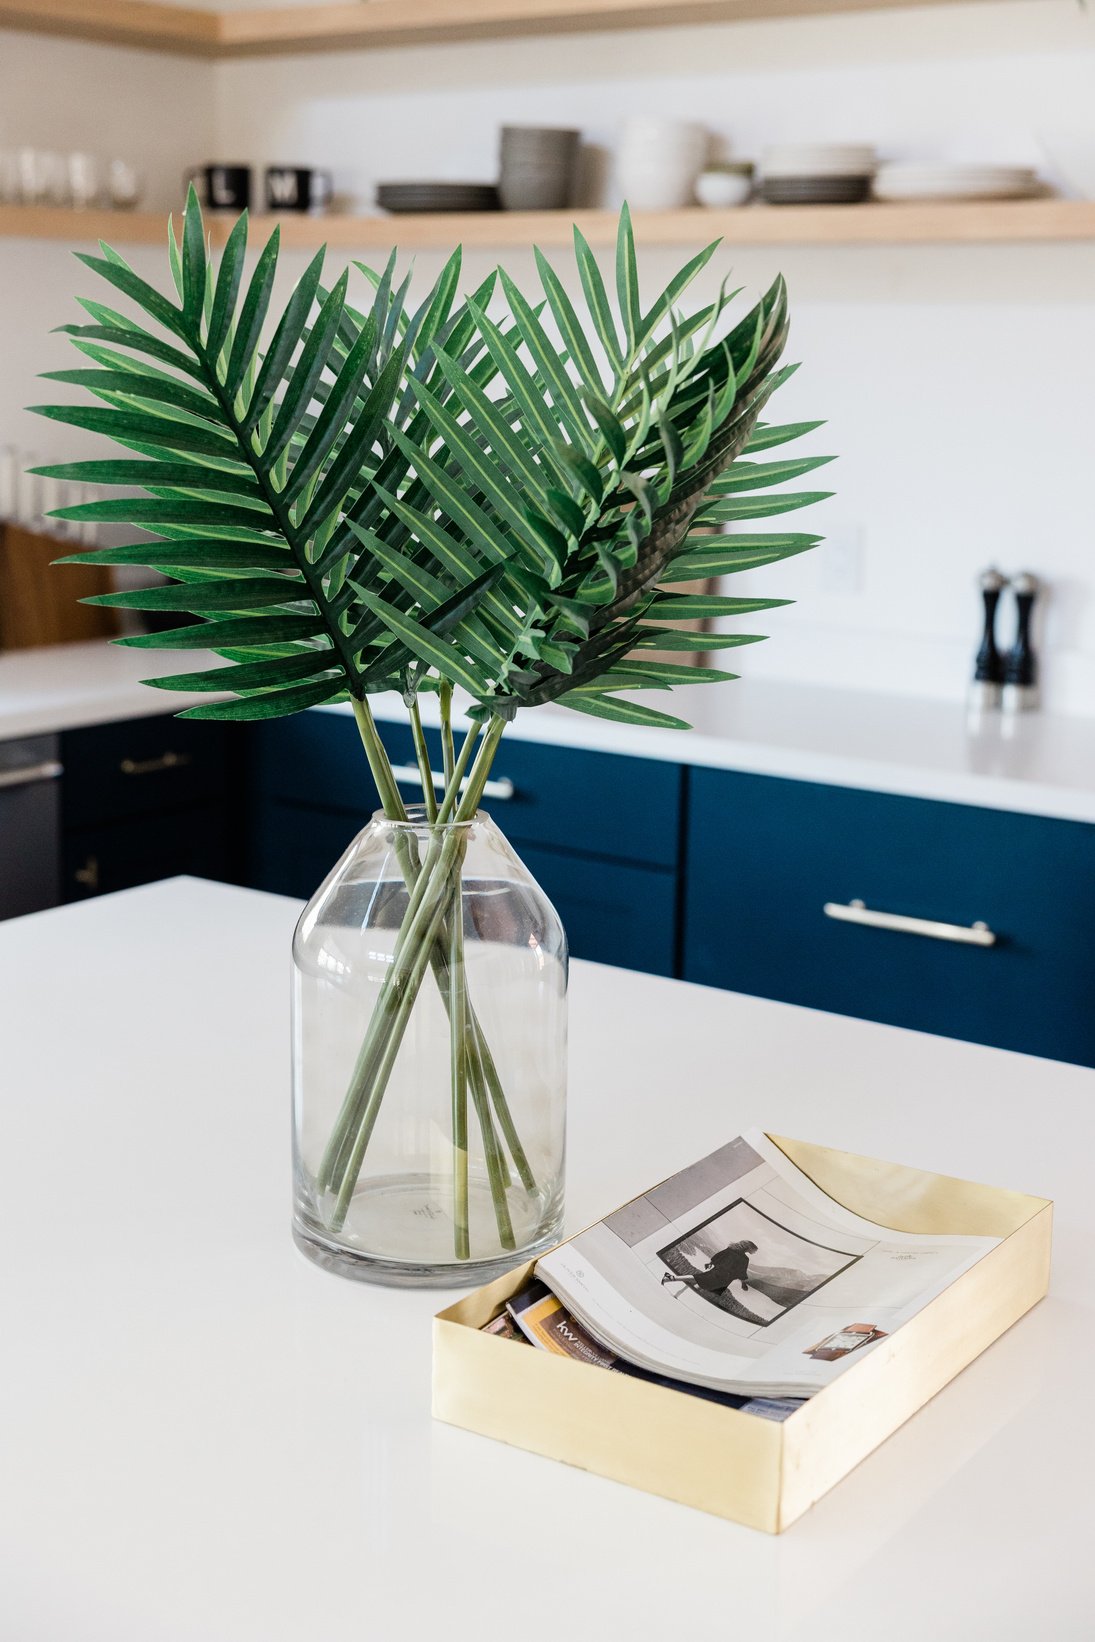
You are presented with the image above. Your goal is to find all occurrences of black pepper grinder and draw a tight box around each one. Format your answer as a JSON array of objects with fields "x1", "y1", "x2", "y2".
[
  {"x1": 969, "y1": 567, "x2": 1007, "y2": 712},
  {"x1": 1002, "y1": 571, "x2": 1040, "y2": 714}
]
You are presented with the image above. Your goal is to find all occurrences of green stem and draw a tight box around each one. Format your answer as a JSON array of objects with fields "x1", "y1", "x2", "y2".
[
  {"x1": 324, "y1": 720, "x2": 506, "y2": 1209},
  {"x1": 449, "y1": 866, "x2": 469, "y2": 1260},
  {"x1": 408, "y1": 697, "x2": 438, "y2": 823},
  {"x1": 439, "y1": 681, "x2": 456, "y2": 788},
  {"x1": 319, "y1": 712, "x2": 531, "y2": 1248},
  {"x1": 467, "y1": 1036, "x2": 515, "y2": 1251},
  {"x1": 329, "y1": 836, "x2": 464, "y2": 1231},
  {"x1": 436, "y1": 718, "x2": 484, "y2": 824},
  {"x1": 314, "y1": 827, "x2": 446, "y2": 1192},
  {"x1": 351, "y1": 697, "x2": 409, "y2": 821},
  {"x1": 454, "y1": 717, "x2": 505, "y2": 821},
  {"x1": 471, "y1": 1014, "x2": 536, "y2": 1195}
]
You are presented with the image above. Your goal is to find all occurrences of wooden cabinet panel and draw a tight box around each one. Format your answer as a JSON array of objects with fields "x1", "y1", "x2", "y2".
[{"x1": 683, "y1": 768, "x2": 1095, "y2": 1067}]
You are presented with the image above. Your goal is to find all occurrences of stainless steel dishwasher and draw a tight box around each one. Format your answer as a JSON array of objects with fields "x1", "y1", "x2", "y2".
[{"x1": 0, "y1": 735, "x2": 62, "y2": 919}]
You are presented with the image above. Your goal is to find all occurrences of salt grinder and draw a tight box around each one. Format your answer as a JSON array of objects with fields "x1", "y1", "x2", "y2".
[
  {"x1": 1002, "y1": 572, "x2": 1040, "y2": 714},
  {"x1": 969, "y1": 567, "x2": 1007, "y2": 712}
]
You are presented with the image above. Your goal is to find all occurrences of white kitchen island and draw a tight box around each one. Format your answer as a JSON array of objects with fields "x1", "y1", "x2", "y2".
[{"x1": 3, "y1": 879, "x2": 1093, "y2": 1641}]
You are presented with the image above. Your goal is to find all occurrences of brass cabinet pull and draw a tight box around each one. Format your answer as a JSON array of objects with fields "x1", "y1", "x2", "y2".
[
  {"x1": 389, "y1": 763, "x2": 515, "y2": 802},
  {"x1": 0, "y1": 759, "x2": 63, "y2": 790},
  {"x1": 119, "y1": 751, "x2": 193, "y2": 776},
  {"x1": 823, "y1": 898, "x2": 997, "y2": 947},
  {"x1": 74, "y1": 856, "x2": 99, "y2": 893}
]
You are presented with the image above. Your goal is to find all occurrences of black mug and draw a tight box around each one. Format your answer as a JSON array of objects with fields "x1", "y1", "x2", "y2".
[
  {"x1": 187, "y1": 164, "x2": 252, "y2": 211},
  {"x1": 264, "y1": 166, "x2": 333, "y2": 214}
]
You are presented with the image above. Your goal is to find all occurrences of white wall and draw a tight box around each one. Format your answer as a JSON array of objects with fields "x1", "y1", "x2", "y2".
[
  {"x1": 0, "y1": 30, "x2": 213, "y2": 210},
  {"x1": 0, "y1": 30, "x2": 217, "y2": 516},
  {"x1": 3, "y1": 2, "x2": 1095, "y2": 712}
]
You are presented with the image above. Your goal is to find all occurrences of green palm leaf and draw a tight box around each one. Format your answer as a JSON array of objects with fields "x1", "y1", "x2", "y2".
[{"x1": 36, "y1": 196, "x2": 828, "y2": 727}]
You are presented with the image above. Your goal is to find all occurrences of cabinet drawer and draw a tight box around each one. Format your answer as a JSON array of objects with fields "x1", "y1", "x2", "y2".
[
  {"x1": 518, "y1": 841, "x2": 677, "y2": 976},
  {"x1": 251, "y1": 712, "x2": 378, "y2": 817},
  {"x1": 421, "y1": 734, "x2": 681, "y2": 872},
  {"x1": 62, "y1": 714, "x2": 232, "y2": 829},
  {"x1": 63, "y1": 805, "x2": 232, "y2": 902},
  {"x1": 683, "y1": 769, "x2": 1095, "y2": 1067},
  {"x1": 253, "y1": 711, "x2": 682, "y2": 871},
  {"x1": 246, "y1": 801, "x2": 679, "y2": 975}
]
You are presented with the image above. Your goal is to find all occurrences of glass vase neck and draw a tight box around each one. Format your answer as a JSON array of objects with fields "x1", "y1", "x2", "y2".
[{"x1": 372, "y1": 805, "x2": 489, "y2": 835}]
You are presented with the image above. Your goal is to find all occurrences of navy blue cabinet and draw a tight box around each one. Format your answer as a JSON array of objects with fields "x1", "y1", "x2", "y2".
[
  {"x1": 518, "y1": 842, "x2": 677, "y2": 975},
  {"x1": 63, "y1": 805, "x2": 232, "y2": 900},
  {"x1": 247, "y1": 711, "x2": 683, "y2": 975},
  {"x1": 683, "y1": 768, "x2": 1095, "y2": 1067},
  {"x1": 249, "y1": 801, "x2": 360, "y2": 901},
  {"x1": 53, "y1": 704, "x2": 1093, "y2": 1062},
  {"x1": 60, "y1": 715, "x2": 239, "y2": 903}
]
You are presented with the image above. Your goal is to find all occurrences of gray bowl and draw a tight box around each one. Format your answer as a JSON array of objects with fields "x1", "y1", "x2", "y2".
[
  {"x1": 500, "y1": 125, "x2": 580, "y2": 153},
  {"x1": 499, "y1": 132, "x2": 579, "y2": 210},
  {"x1": 498, "y1": 171, "x2": 575, "y2": 210}
]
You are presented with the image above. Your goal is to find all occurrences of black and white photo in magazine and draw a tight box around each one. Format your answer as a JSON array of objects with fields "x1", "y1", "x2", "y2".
[{"x1": 657, "y1": 1198, "x2": 861, "y2": 1326}]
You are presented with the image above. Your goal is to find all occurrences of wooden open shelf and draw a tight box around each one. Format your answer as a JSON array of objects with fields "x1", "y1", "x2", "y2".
[
  {"x1": 0, "y1": 0, "x2": 1014, "y2": 58},
  {"x1": 2, "y1": 200, "x2": 1095, "y2": 251}
]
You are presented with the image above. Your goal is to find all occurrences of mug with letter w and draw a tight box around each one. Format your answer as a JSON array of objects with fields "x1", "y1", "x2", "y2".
[{"x1": 265, "y1": 166, "x2": 333, "y2": 214}]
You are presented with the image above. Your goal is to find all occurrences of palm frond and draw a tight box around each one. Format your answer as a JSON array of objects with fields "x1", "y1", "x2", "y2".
[{"x1": 35, "y1": 195, "x2": 830, "y2": 729}]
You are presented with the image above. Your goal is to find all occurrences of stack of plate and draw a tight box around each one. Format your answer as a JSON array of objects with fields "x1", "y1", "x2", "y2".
[
  {"x1": 375, "y1": 181, "x2": 500, "y2": 214},
  {"x1": 872, "y1": 163, "x2": 1043, "y2": 202},
  {"x1": 760, "y1": 144, "x2": 876, "y2": 205}
]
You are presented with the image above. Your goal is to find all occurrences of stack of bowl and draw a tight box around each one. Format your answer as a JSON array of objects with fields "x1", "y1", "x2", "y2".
[
  {"x1": 617, "y1": 117, "x2": 707, "y2": 210},
  {"x1": 498, "y1": 127, "x2": 580, "y2": 211},
  {"x1": 760, "y1": 144, "x2": 877, "y2": 205}
]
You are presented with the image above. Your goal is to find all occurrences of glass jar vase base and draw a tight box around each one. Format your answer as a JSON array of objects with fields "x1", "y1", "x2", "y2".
[
  {"x1": 292, "y1": 809, "x2": 568, "y2": 1286},
  {"x1": 293, "y1": 1172, "x2": 563, "y2": 1287}
]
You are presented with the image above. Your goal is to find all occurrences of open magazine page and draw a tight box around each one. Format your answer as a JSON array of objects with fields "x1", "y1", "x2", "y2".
[
  {"x1": 537, "y1": 1130, "x2": 1000, "y2": 1398},
  {"x1": 500, "y1": 1278, "x2": 806, "y2": 1420}
]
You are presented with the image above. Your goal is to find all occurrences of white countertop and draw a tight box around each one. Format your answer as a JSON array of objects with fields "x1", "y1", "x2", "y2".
[
  {"x1": 3, "y1": 879, "x2": 1092, "y2": 1640},
  {"x1": 3, "y1": 639, "x2": 1095, "y2": 822},
  {"x1": 0, "y1": 639, "x2": 226, "y2": 739}
]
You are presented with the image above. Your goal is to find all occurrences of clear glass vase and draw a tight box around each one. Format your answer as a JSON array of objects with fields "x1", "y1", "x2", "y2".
[{"x1": 291, "y1": 807, "x2": 567, "y2": 1286}]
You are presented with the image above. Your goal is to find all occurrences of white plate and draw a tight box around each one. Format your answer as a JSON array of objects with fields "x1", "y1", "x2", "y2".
[
  {"x1": 873, "y1": 179, "x2": 1043, "y2": 201},
  {"x1": 874, "y1": 164, "x2": 1038, "y2": 184}
]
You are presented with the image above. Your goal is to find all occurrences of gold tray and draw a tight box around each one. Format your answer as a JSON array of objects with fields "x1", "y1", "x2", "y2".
[{"x1": 433, "y1": 1134, "x2": 1052, "y2": 1532}]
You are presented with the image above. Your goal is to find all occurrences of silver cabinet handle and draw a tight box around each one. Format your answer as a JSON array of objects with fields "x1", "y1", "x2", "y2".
[
  {"x1": 389, "y1": 763, "x2": 515, "y2": 802},
  {"x1": 823, "y1": 898, "x2": 996, "y2": 947},
  {"x1": 120, "y1": 752, "x2": 192, "y2": 776},
  {"x1": 0, "y1": 759, "x2": 63, "y2": 791}
]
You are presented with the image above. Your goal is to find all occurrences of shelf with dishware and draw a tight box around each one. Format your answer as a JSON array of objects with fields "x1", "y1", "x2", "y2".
[
  {"x1": 2, "y1": 198, "x2": 1095, "y2": 250},
  {"x1": 0, "y1": 0, "x2": 1015, "y2": 59}
]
